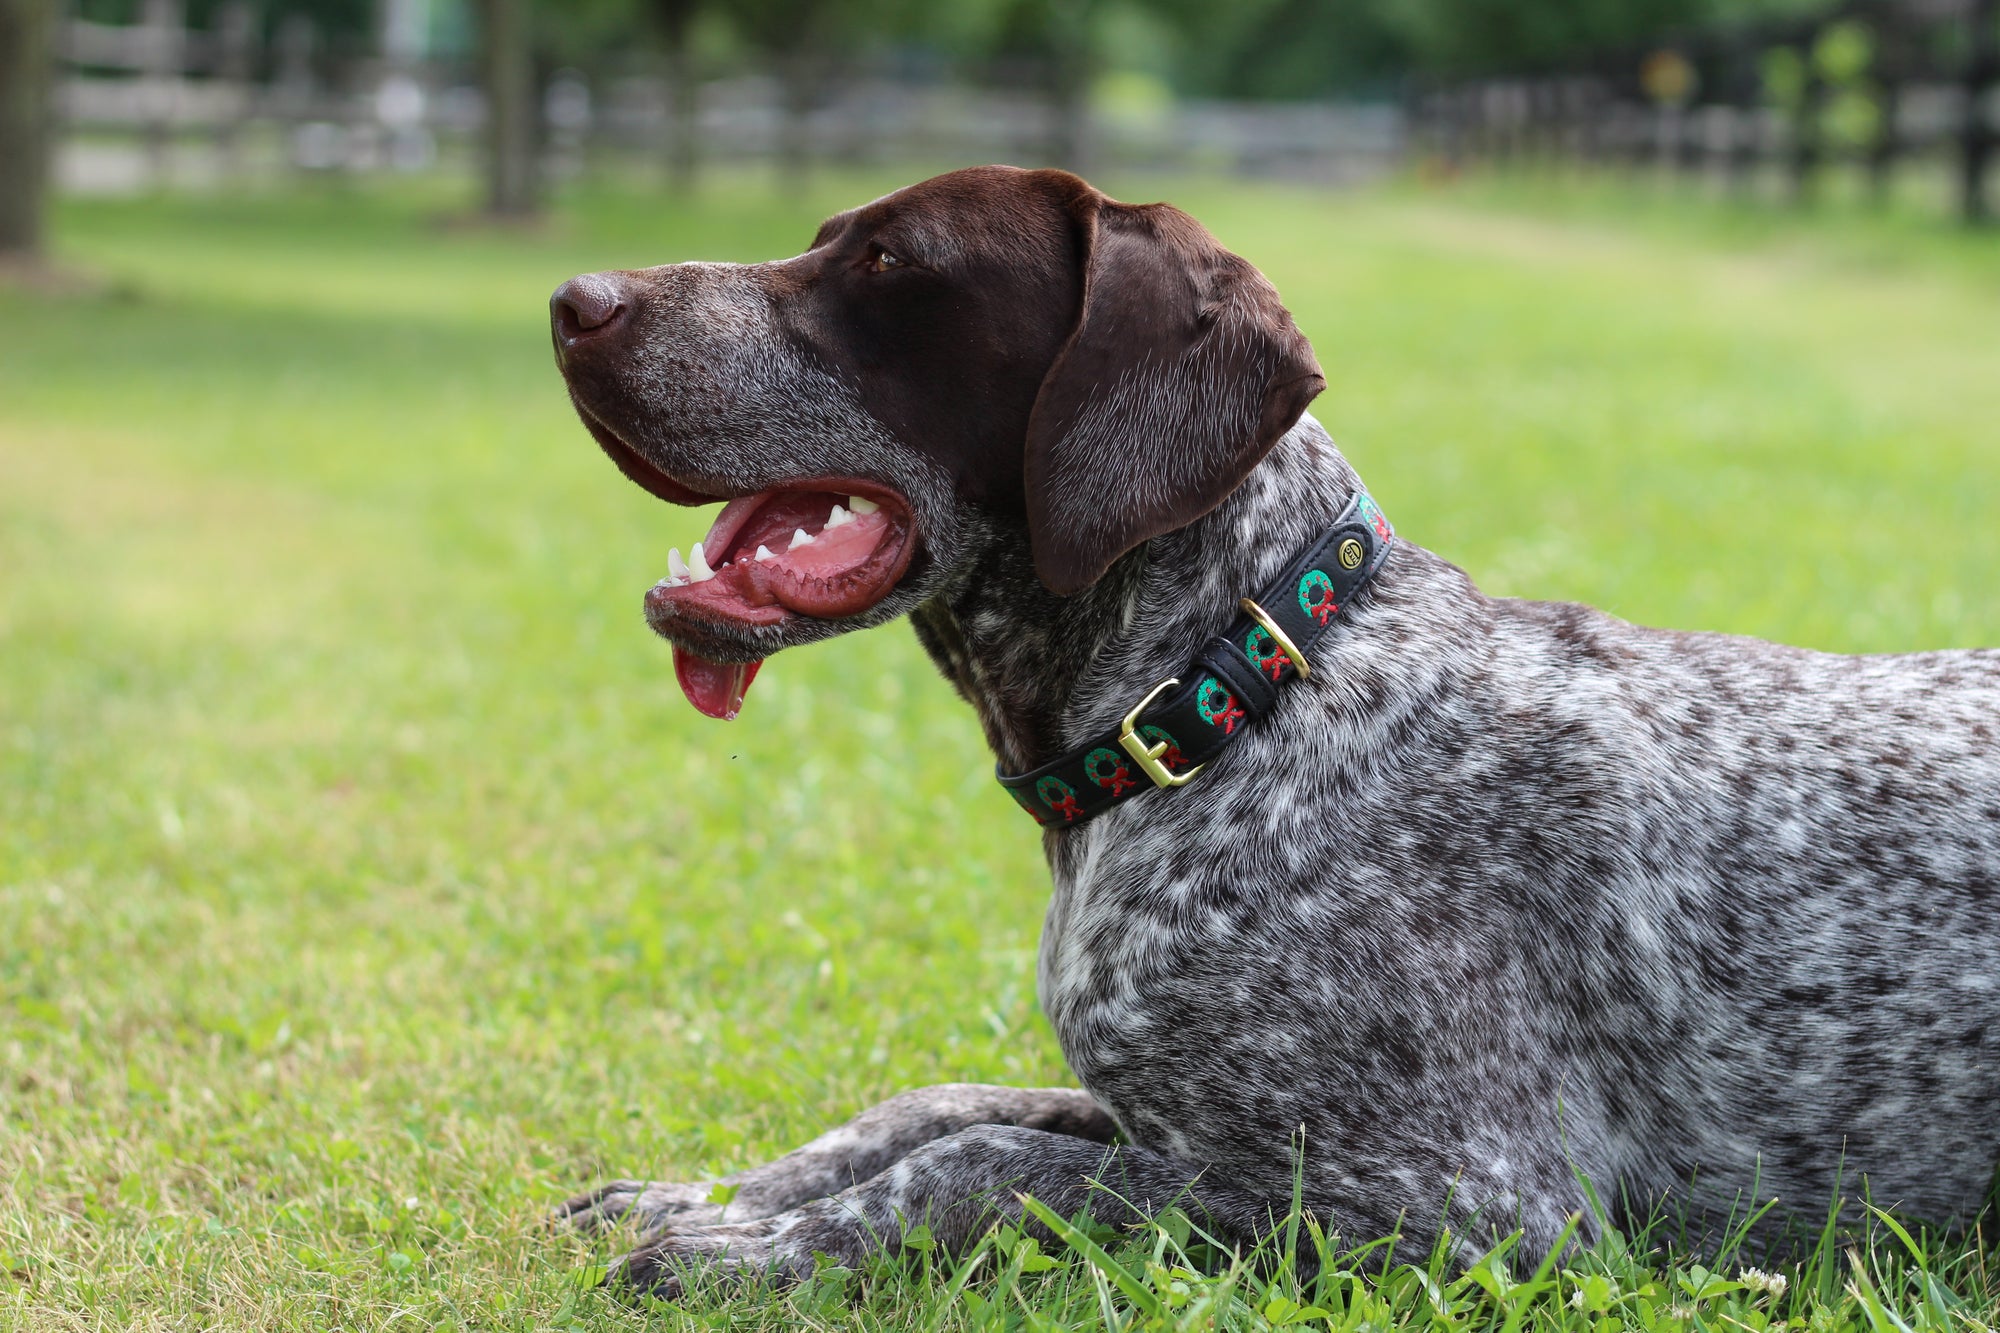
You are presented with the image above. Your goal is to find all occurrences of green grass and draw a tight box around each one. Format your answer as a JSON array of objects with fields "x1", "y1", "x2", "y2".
[{"x1": 2, "y1": 168, "x2": 1998, "y2": 1330}]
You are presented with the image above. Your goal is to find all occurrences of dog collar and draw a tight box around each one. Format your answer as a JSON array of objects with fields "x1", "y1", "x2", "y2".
[{"x1": 997, "y1": 490, "x2": 1394, "y2": 827}]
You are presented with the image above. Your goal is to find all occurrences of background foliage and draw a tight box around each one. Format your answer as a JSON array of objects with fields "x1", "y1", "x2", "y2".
[{"x1": 56, "y1": 0, "x2": 1864, "y2": 91}]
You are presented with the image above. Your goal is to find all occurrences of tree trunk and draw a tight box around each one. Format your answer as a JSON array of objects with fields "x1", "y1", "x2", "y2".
[
  {"x1": 1789, "y1": 61, "x2": 1823, "y2": 207},
  {"x1": 1721, "y1": 37, "x2": 1759, "y2": 198},
  {"x1": 1963, "y1": 0, "x2": 1997, "y2": 225},
  {"x1": 653, "y1": 0, "x2": 698, "y2": 193},
  {"x1": 140, "y1": 0, "x2": 183, "y2": 187},
  {"x1": 0, "y1": 0, "x2": 58, "y2": 260},
  {"x1": 478, "y1": 0, "x2": 538, "y2": 217},
  {"x1": 1867, "y1": 79, "x2": 1900, "y2": 208},
  {"x1": 663, "y1": 41, "x2": 697, "y2": 192},
  {"x1": 212, "y1": 0, "x2": 255, "y2": 181},
  {"x1": 774, "y1": 46, "x2": 817, "y2": 198},
  {"x1": 1044, "y1": 0, "x2": 1092, "y2": 173}
]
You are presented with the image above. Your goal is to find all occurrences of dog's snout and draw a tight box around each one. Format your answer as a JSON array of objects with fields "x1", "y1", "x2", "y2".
[{"x1": 551, "y1": 273, "x2": 630, "y2": 352}]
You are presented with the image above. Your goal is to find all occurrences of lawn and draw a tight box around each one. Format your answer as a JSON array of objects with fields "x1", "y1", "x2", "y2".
[{"x1": 2, "y1": 168, "x2": 1998, "y2": 1331}]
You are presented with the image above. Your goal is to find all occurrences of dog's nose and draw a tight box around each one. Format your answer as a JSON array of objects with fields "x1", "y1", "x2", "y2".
[{"x1": 551, "y1": 273, "x2": 629, "y2": 351}]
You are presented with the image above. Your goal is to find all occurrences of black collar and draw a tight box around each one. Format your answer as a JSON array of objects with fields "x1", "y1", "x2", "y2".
[{"x1": 997, "y1": 489, "x2": 1394, "y2": 826}]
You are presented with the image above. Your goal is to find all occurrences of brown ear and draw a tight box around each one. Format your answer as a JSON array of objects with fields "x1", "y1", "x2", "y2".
[{"x1": 1023, "y1": 193, "x2": 1324, "y2": 596}]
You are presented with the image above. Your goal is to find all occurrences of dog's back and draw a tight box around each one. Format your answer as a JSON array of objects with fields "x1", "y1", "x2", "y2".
[{"x1": 1485, "y1": 598, "x2": 2000, "y2": 1227}]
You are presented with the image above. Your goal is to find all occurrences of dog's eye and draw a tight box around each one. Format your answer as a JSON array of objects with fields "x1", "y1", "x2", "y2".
[{"x1": 869, "y1": 248, "x2": 904, "y2": 273}]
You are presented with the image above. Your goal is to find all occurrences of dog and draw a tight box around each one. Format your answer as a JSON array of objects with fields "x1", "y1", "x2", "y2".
[{"x1": 548, "y1": 165, "x2": 2000, "y2": 1294}]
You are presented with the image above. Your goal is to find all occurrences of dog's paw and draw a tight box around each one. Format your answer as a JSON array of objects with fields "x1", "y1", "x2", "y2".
[
  {"x1": 554, "y1": 1179, "x2": 724, "y2": 1236},
  {"x1": 604, "y1": 1220, "x2": 806, "y2": 1302}
]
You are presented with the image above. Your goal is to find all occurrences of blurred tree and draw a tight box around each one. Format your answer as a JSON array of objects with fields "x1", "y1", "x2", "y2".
[
  {"x1": 653, "y1": 0, "x2": 701, "y2": 191},
  {"x1": 1762, "y1": 41, "x2": 1818, "y2": 203},
  {"x1": 1966, "y1": 0, "x2": 1997, "y2": 223},
  {"x1": 1865, "y1": 11, "x2": 1922, "y2": 206},
  {"x1": 731, "y1": 0, "x2": 821, "y2": 192},
  {"x1": 1386, "y1": 0, "x2": 1713, "y2": 75},
  {"x1": 1148, "y1": 0, "x2": 1411, "y2": 100},
  {"x1": 727, "y1": 0, "x2": 911, "y2": 192},
  {"x1": 464, "y1": 0, "x2": 712, "y2": 211},
  {"x1": 478, "y1": 0, "x2": 538, "y2": 216},
  {"x1": 69, "y1": 0, "x2": 369, "y2": 37},
  {"x1": 1024, "y1": 0, "x2": 1846, "y2": 108},
  {"x1": 538, "y1": 0, "x2": 667, "y2": 70},
  {"x1": 1814, "y1": 19, "x2": 1880, "y2": 166},
  {"x1": 1241, "y1": 0, "x2": 1826, "y2": 83},
  {"x1": 0, "y1": 0, "x2": 57, "y2": 263},
  {"x1": 1021, "y1": 0, "x2": 1097, "y2": 172}
]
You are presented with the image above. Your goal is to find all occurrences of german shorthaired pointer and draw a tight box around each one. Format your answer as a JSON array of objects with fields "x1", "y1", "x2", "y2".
[{"x1": 548, "y1": 166, "x2": 2000, "y2": 1294}]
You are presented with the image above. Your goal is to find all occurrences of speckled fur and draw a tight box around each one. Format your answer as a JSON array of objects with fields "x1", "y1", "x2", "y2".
[{"x1": 550, "y1": 175, "x2": 2000, "y2": 1297}]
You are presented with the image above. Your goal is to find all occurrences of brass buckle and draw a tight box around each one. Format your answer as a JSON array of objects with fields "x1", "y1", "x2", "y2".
[
  {"x1": 1239, "y1": 598, "x2": 1311, "y2": 679},
  {"x1": 1116, "y1": 678, "x2": 1204, "y2": 789}
]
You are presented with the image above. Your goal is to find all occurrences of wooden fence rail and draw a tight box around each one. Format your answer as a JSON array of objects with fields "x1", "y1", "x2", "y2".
[
  {"x1": 53, "y1": 2, "x2": 1998, "y2": 221},
  {"x1": 50, "y1": 9, "x2": 1405, "y2": 196}
]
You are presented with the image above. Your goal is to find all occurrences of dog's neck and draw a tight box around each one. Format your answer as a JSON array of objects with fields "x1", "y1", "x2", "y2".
[{"x1": 911, "y1": 414, "x2": 1382, "y2": 778}]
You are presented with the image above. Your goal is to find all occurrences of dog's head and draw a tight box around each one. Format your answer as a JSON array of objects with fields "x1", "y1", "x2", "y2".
[{"x1": 551, "y1": 165, "x2": 1322, "y2": 718}]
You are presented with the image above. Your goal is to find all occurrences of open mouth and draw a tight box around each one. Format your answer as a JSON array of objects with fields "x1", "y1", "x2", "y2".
[
  {"x1": 641, "y1": 481, "x2": 918, "y2": 721},
  {"x1": 569, "y1": 395, "x2": 919, "y2": 720}
]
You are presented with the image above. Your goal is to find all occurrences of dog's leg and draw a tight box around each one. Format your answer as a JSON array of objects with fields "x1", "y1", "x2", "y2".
[
  {"x1": 557, "y1": 1083, "x2": 1115, "y2": 1235},
  {"x1": 608, "y1": 1125, "x2": 1331, "y2": 1298},
  {"x1": 610, "y1": 1128, "x2": 1599, "y2": 1298}
]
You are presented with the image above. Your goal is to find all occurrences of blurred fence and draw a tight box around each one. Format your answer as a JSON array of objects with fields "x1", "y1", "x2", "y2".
[
  {"x1": 51, "y1": 4, "x2": 1404, "y2": 195},
  {"x1": 593, "y1": 77, "x2": 1402, "y2": 183},
  {"x1": 51, "y1": 0, "x2": 1999, "y2": 219},
  {"x1": 1410, "y1": 0, "x2": 1999, "y2": 220}
]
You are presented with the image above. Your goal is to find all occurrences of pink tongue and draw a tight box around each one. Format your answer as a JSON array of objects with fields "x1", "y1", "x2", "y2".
[{"x1": 672, "y1": 646, "x2": 763, "y2": 720}]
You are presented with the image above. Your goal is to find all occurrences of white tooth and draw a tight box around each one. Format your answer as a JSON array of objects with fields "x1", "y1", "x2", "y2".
[
  {"x1": 825, "y1": 504, "x2": 851, "y2": 529},
  {"x1": 847, "y1": 495, "x2": 879, "y2": 514},
  {"x1": 669, "y1": 548, "x2": 690, "y2": 581},
  {"x1": 788, "y1": 527, "x2": 813, "y2": 550},
  {"x1": 755, "y1": 544, "x2": 777, "y2": 562},
  {"x1": 689, "y1": 542, "x2": 715, "y2": 582}
]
